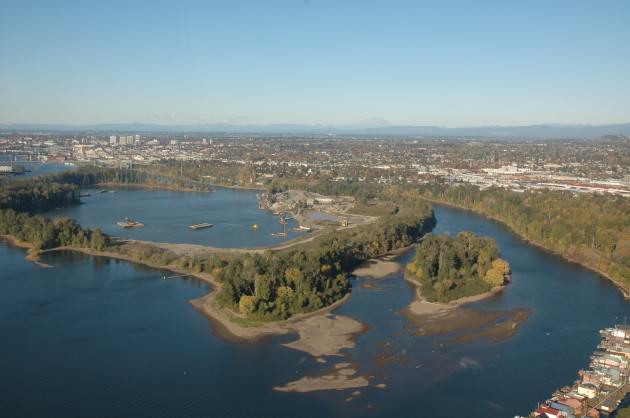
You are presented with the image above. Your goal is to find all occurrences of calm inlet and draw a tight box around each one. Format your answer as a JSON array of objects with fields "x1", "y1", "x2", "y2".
[
  {"x1": 2, "y1": 190, "x2": 629, "y2": 418},
  {"x1": 51, "y1": 187, "x2": 303, "y2": 247}
]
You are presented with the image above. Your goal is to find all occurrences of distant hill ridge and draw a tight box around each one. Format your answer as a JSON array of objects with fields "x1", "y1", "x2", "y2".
[{"x1": 1, "y1": 122, "x2": 629, "y2": 140}]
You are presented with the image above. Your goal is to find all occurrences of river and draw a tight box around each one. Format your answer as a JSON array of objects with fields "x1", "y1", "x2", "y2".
[
  {"x1": 1, "y1": 191, "x2": 629, "y2": 418},
  {"x1": 0, "y1": 156, "x2": 76, "y2": 179}
]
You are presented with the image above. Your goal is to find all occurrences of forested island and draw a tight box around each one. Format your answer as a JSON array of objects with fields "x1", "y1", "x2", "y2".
[
  {"x1": 415, "y1": 183, "x2": 630, "y2": 291},
  {"x1": 407, "y1": 232, "x2": 511, "y2": 303}
]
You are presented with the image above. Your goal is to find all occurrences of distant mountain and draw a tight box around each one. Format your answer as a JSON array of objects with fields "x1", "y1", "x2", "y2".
[{"x1": 1, "y1": 122, "x2": 629, "y2": 140}]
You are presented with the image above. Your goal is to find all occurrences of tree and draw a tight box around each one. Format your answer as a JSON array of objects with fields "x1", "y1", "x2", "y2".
[
  {"x1": 238, "y1": 295, "x2": 257, "y2": 315},
  {"x1": 90, "y1": 228, "x2": 107, "y2": 251},
  {"x1": 484, "y1": 259, "x2": 511, "y2": 286}
]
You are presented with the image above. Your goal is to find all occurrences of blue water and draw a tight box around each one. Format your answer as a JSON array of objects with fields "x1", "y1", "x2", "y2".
[
  {"x1": 51, "y1": 187, "x2": 303, "y2": 247},
  {"x1": 2, "y1": 198, "x2": 629, "y2": 418}
]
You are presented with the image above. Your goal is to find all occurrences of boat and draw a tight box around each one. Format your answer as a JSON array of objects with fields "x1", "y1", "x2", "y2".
[
  {"x1": 189, "y1": 223, "x2": 213, "y2": 230},
  {"x1": 279, "y1": 217, "x2": 288, "y2": 225},
  {"x1": 293, "y1": 225, "x2": 312, "y2": 232},
  {"x1": 251, "y1": 224, "x2": 259, "y2": 230},
  {"x1": 117, "y1": 218, "x2": 144, "y2": 228},
  {"x1": 99, "y1": 189, "x2": 108, "y2": 193}
]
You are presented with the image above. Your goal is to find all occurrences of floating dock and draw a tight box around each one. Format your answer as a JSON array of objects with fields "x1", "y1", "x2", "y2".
[{"x1": 189, "y1": 223, "x2": 213, "y2": 230}]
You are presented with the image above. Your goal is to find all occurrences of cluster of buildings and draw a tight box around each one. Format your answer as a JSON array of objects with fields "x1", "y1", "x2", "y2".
[
  {"x1": 526, "y1": 325, "x2": 630, "y2": 418},
  {"x1": 0, "y1": 133, "x2": 629, "y2": 196},
  {"x1": 109, "y1": 134, "x2": 141, "y2": 146}
]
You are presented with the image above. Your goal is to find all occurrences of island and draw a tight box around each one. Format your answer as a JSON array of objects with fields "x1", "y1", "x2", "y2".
[
  {"x1": 406, "y1": 231, "x2": 511, "y2": 303},
  {"x1": 402, "y1": 231, "x2": 528, "y2": 345}
]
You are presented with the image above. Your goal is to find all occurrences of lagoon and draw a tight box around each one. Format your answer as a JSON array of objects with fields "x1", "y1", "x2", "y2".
[{"x1": 51, "y1": 187, "x2": 303, "y2": 248}]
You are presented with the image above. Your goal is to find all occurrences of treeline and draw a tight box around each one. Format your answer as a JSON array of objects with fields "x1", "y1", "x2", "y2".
[
  {"x1": 0, "y1": 165, "x2": 214, "y2": 213},
  {"x1": 139, "y1": 160, "x2": 256, "y2": 188},
  {"x1": 0, "y1": 177, "x2": 80, "y2": 212},
  {"x1": 49, "y1": 166, "x2": 212, "y2": 191},
  {"x1": 416, "y1": 183, "x2": 630, "y2": 288},
  {"x1": 0, "y1": 209, "x2": 108, "y2": 251},
  {"x1": 407, "y1": 232, "x2": 511, "y2": 303}
]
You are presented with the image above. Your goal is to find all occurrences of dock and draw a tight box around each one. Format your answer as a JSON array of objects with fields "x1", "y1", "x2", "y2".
[
  {"x1": 523, "y1": 324, "x2": 630, "y2": 418},
  {"x1": 189, "y1": 223, "x2": 213, "y2": 230}
]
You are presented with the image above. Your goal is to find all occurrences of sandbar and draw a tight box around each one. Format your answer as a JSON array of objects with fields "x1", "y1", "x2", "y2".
[
  {"x1": 274, "y1": 363, "x2": 369, "y2": 393},
  {"x1": 353, "y1": 258, "x2": 400, "y2": 279}
]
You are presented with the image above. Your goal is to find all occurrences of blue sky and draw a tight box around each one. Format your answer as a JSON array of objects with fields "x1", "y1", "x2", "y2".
[{"x1": 1, "y1": 0, "x2": 629, "y2": 126}]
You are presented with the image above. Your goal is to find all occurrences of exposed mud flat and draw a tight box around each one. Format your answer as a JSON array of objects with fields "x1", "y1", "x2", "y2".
[
  {"x1": 274, "y1": 362, "x2": 369, "y2": 393},
  {"x1": 403, "y1": 304, "x2": 531, "y2": 344},
  {"x1": 283, "y1": 314, "x2": 367, "y2": 357}
]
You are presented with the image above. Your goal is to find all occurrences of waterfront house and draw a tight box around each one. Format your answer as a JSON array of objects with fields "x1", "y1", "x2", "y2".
[
  {"x1": 549, "y1": 401, "x2": 574, "y2": 415},
  {"x1": 534, "y1": 405, "x2": 560, "y2": 417},
  {"x1": 577, "y1": 383, "x2": 597, "y2": 399},
  {"x1": 556, "y1": 397, "x2": 583, "y2": 416}
]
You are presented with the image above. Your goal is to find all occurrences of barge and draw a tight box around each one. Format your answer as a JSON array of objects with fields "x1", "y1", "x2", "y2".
[
  {"x1": 189, "y1": 223, "x2": 213, "y2": 230},
  {"x1": 117, "y1": 218, "x2": 144, "y2": 228}
]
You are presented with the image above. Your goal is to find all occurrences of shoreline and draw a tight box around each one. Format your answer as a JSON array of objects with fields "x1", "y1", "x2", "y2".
[
  {"x1": 402, "y1": 269, "x2": 507, "y2": 315},
  {"x1": 1, "y1": 236, "x2": 366, "y2": 355},
  {"x1": 61, "y1": 245, "x2": 368, "y2": 357},
  {"x1": 94, "y1": 182, "x2": 211, "y2": 193},
  {"x1": 205, "y1": 182, "x2": 267, "y2": 192},
  {"x1": 421, "y1": 197, "x2": 630, "y2": 297},
  {"x1": 0, "y1": 235, "x2": 52, "y2": 267}
]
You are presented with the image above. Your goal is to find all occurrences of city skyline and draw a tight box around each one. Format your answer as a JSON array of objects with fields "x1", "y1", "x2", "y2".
[{"x1": 1, "y1": 0, "x2": 629, "y2": 126}]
